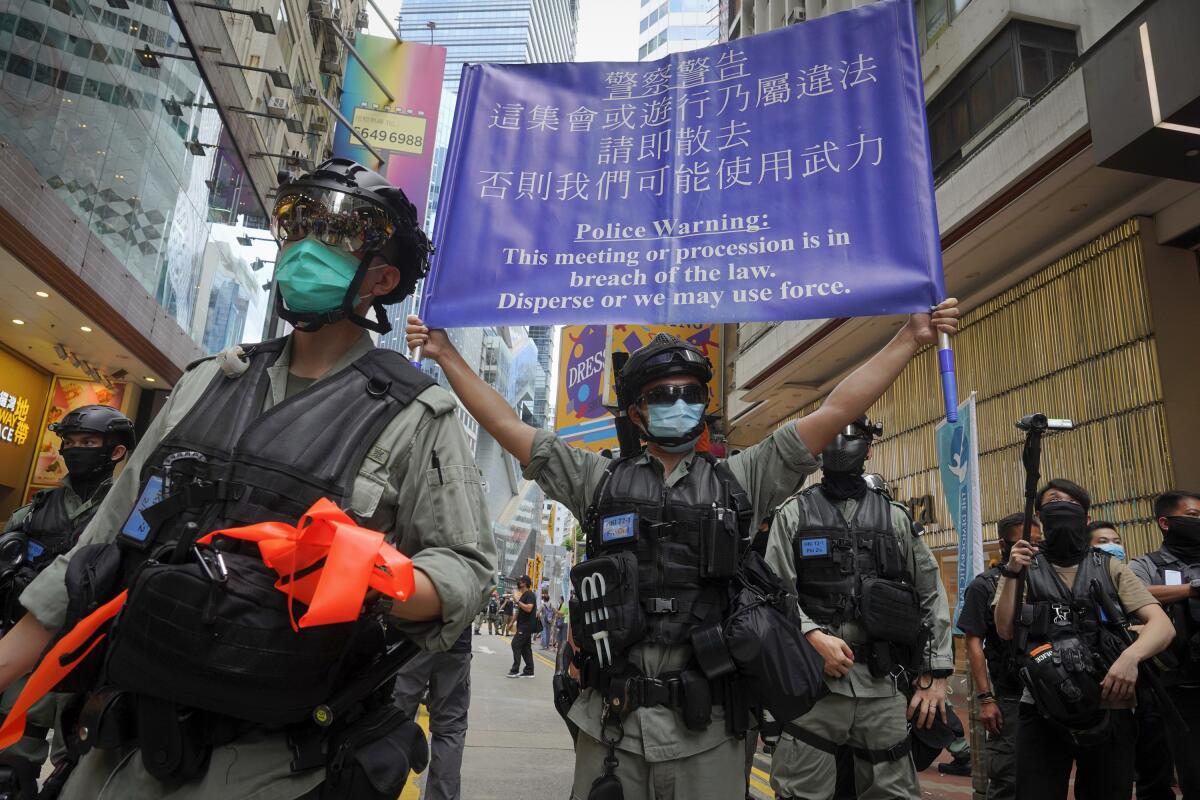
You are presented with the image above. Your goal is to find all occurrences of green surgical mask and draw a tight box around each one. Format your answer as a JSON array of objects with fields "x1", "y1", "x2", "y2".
[{"x1": 275, "y1": 239, "x2": 363, "y2": 314}]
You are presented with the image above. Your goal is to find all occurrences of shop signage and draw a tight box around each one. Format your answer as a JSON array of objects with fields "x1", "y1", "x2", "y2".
[{"x1": 0, "y1": 391, "x2": 30, "y2": 447}]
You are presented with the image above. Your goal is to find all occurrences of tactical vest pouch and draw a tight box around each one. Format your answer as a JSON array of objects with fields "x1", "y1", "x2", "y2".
[
  {"x1": 48, "y1": 543, "x2": 126, "y2": 693},
  {"x1": 699, "y1": 509, "x2": 738, "y2": 580},
  {"x1": 104, "y1": 549, "x2": 355, "y2": 727},
  {"x1": 1019, "y1": 636, "x2": 1110, "y2": 745},
  {"x1": 859, "y1": 577, "x2": 924, "y2": 647},
  {"x1": 569, "y1": 552, "x2": 645, "y2": 669},
  {"x1": 871, "y1": 533, "x2": 906, "y2": 581},
  {"x1": 322, "y1": 704, "x2": 428, "y2": 800},
  {"x1": 723, "y1": 551, "x2": 827, "y2": 723}
]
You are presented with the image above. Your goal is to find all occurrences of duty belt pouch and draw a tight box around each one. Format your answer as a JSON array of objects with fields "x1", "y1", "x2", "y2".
[
  {"x1": 699, "y1": 509, "x2": 738, "y2": 580},
  {"x1": 859, "y1": 577, "x2": 923, "y2": 647},
  {"x1": 569, "y1": 552, "x2": 645, "y2": 668},
  {"x1": 322, "y1": 704, "x2": 429, "y2": 800},
  {"x1": 680, "y1": 669, "x2": 711, "y2": 731}
]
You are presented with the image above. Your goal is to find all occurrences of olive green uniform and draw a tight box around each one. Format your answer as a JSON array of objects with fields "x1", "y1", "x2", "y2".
[
  {"x1": 1, "y1": 476, "x2": 110, "y2": 771},
  {"x1": 18, "y1": 334, "x2": 496, "y2": 800},
  {"x1": 522, "y1": 425, "x2": 818, "y2": 800},
  {"x1": 766, "y1": 496, "x2": 954, "y2": 800}
]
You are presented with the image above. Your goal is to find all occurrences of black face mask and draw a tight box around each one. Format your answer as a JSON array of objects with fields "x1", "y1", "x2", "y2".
[
  {"x1": 821, "y1": 471, "x2": 867, "y2": 502},
  {"x1": 1163, "y1": 516, "x2": 1200, "y2": 563},
  {"x1": 1038, "y1": 501, "x2": 1090, "y2": 566},
  {"x1": 61, "y1": 446, "x2": 114, "y2": 482}
]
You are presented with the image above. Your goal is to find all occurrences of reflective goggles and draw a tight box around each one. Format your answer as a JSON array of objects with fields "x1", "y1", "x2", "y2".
[
  {"x1": 638, "y1": 383, "x2": 708, "y2": 407},
  {"x1": 641, "y1": 348, "x2": 708, "y2": 369},
  {"x1": 271, "y1": 188, "x2": 396, "y2": 254}
]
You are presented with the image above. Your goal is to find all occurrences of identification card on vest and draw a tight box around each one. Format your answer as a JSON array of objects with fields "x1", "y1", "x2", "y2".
[
  {"x1": 800, "y1": 537, "x2": 831, "y2": 558},
  {"x1": 119, "y1": 475, "x2": 163, "y2": 546},
  {"x1": 601, "y1": 512, "x2": 638, "y2": 545}
]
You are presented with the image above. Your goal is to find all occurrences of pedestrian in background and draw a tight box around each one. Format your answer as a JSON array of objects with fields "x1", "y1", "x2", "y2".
[
  {"x1": 957, "y1": 513, "x2": 1042, "y2": 800},
  {"x1": 393, "y1": 626, "x2": 474, "y2": 800},
  {"x1": 508, "y1": 576, "x2": 537, "y2": 678},
  {"x1": 555, "y1": 594, "x2": 569, "y2": 651},
  {"x1": 499, "y1": 593, "x2": 515, "y2": 636},
  {"x1": 539, "y1": 589, "x2": 555, "y2": 650}
]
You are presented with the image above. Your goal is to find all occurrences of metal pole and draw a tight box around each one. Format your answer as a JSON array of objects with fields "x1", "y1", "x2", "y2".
[
  {"x1": 327, "y1": 24, "x2": 395, "y2": 104},
  {"x1": 317, "y1": 94, "x2": 386, "y2": 168},
  {"x1": 364, "y1": 0, "x2": 402, "y2": 43}
]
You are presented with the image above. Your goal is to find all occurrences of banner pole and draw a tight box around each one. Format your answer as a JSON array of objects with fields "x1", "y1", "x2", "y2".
[{"x1": 938, "y1": 331, "x2": 959, "y2": 423}]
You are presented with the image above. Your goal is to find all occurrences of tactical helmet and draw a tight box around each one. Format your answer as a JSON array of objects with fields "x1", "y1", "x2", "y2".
[
  {"x1": 272, "y1": 158, "x2": 430, "y2": 334},
  {"x1": 615, "y1": 333, "x2": 712, "y2": 448},
  {"x1": 49, "y1": 405, "x2": 136, "y2": 451},
  {"x1": 821, "y1": 415, "x2": 883, "y2": 474}
]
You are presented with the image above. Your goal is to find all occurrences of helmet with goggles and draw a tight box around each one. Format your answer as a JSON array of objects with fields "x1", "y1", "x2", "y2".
[
  {"x1": 271, "y1": 158, "x2": 430, "y2": 334},
  {"x1": 49, "y1": 404, "x2": 136, "y2": 451},
  {"x1": 615, "y1": 334, "x2": 712, "y2": 449},
  {"x1": 821, "y1": 415, "x2": 883, "y2": 474}
]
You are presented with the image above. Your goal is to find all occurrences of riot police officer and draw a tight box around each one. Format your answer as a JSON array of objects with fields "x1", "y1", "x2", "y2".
[
  {"x1": 0, "y1": 158, "x2": 495, "y2": 799},
  {"x1": 0, "y1": 405, "x2": 133, "y2": 788},
  {"x1": 406, "y1": 298, "x2": 960, "y2": 800},
  {"x1": 1130, "y1": 489, "x2": 1200, "y2": 799},
  {"x1": 994, "y1": 479, "x2": 1174, "y2": 800},
  {"x1": 765, "y1": 416, "x2": 954, "y2": 800}
]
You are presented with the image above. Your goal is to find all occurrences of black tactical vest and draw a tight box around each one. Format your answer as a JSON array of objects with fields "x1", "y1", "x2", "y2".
[
  {"x1": 1017, "y1": 550, "x2": 1124, "y2": 655},
  {"x1": 977, "y1": 567, "x2": 1021, "y2": 692},
  {"x1": 789, "y1": 486, "x2": 909, "y2": 627},
  {"x1": 1143, "y1": 550, "x2": 1200, "y2": 685},
  {"x1": 129, "y1": 338, "x2": 434, "y2": 556},
  {"x1": 22, "y1": 482, "x2": 108, "y2": 565},
  {"x1": 585, "y1": 452, "x2": 751, "y2": 645}
]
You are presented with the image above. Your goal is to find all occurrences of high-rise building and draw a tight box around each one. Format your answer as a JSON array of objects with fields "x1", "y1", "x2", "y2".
[
  {"x1": 638, "y1": 0, "x2": 719, "y2": 61},
  {"x1": 720, "y1": 0, "x2": 1200, "y2": 567},
  {"x1": 528, "y1": 324, "x2": 554, "y2": 428},
  {"x1": 0, "y1": 0, "x2": 364, "y2": 518}
]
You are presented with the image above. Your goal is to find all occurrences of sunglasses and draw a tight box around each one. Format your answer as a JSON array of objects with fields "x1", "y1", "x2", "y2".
[
  {"x1": 271, "y1": 189, "x2": 396, "y2": 254},
  {"x1": 639, "y1": 384, "x2": 708, "y2": 407}
]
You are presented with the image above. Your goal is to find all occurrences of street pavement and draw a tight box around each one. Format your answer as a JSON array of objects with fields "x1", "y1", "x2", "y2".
[{"x1": 399, "y1": 630, "x2": 981, "y2": 800}]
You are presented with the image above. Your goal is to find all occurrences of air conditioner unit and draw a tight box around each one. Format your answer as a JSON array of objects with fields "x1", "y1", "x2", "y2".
[
  {"x1": 310, "y1": 116, "x2": 328, "y2": 133},
  {"x1": 295, "y1": 85, "x2": 320, "y2": 105},
  {"x1": 266, "y1": 95, "x2": 290, "y2": 117},
  {"x1": 309, "y1": 0, "x2": 329, "y2": 16},
  {"x1": 786, "y1": 6, "x2": 806, "y2": 24},
  {"x1": 320, "y1": 57, "x2": 342, "y2": 76},
  {"x1": 355, "y1": 9, "x2": 369, "y2": 29}
]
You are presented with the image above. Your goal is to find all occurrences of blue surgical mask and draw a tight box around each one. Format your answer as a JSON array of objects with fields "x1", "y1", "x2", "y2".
[
  {"x1": 275, "y1": 239, "x2": 365, "y2": 313},
  {"x1": 1096, "y1": 542, "x2": 1125, "y2": 562},
  {"x1": 646, "y1": 399, "x2": 705, "y2": 451}
]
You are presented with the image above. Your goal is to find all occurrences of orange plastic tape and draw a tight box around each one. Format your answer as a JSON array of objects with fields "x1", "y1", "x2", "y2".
[{"x1": 0, "y1": 498, "x2": 412, "y2": 747}]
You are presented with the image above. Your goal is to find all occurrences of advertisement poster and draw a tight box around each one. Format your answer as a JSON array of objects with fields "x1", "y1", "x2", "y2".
[
  {"x1": 555, "y1": 325, "x2": 618, "y2": 453},
  {"x1": 423, "y1": 0, "x2": 944, "y2": 326},
  {"x1": 601, "y1": 324, "x2": 722, "y2": 409},
  {"x1": 31, "y1": 378, "x2": 128, "y2": 487},
  {"x1": 333, "y1": 37, "x2": 447, "y2": 226}
]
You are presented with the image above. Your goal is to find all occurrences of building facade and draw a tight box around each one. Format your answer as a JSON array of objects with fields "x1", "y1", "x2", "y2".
[
  {"x1": 0, "y1": 0, "x2": 364, "y2": 518},
  {"x1": 721, "y1": 0, "x2": 1200, "y2": 591},
  {"x1": 639, "y1": 0, "x2": 719, "y2": 61}
]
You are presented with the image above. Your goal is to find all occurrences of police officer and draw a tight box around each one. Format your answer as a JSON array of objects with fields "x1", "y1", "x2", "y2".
[
  {"x1": 765, "y1": 417, "x2": 955, "y2": 800},
  {"x1": 0, "y1": 158, "x2": 495, "y2": 799},
  {"x1": 0, "y1": 405, "x2": 134, "y2": 787},
  {"x1": 392, "y1": 625, "x2": 474, "y2": 800},
  {"x1": 956, "y1": 513, "x2": 1042, "y2": 800},
  {"x1": 1130, "y1": 489, "x2": 1200, "y2": 799},
  {"x1": 407, "y1": 298, "x2": 960, "y2": 800},
  {"x1": 994, "y1": 479, "x2": 1174, "y2": 800}
]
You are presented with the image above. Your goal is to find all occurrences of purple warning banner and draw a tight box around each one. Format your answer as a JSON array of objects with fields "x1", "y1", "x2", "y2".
[{"x1": 422, "y1": 0, "x2": 943, "y2": 327}]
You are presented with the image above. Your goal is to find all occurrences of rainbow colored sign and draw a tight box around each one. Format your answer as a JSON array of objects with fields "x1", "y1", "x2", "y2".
[{"x1": 333, "y1": 37, "x2": 446, "y2": 225}]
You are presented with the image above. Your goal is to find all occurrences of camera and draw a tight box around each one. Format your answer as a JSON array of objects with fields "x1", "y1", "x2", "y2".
[{"x1": 1015, "y1": 413, "x2": 1074, "y2": 432}]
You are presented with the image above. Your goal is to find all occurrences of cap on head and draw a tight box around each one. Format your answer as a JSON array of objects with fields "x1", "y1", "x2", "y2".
[{"x1": 49, "y1": 405, "x2": 136, "y2": 451}]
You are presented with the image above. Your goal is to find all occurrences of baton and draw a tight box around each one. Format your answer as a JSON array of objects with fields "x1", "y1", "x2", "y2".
[{"x1": 938, "y1": 332, "x2": 958, "y2": 423}]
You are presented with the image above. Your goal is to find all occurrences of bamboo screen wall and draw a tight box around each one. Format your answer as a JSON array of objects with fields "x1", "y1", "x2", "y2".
[{"x1": 777, "y1": 219, "x2": 1172, "y2": 560}]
